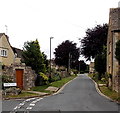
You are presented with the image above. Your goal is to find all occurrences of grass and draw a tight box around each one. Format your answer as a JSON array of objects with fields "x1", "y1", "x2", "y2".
[
  {"x1": 3, "y1": 74, "x2": 77, "y2": 99},
  {"x1": 50, "y1": 75, "x2": 76, "y2": 88},
  {"x1": 3, "y1": 91, "x2": 39, "y2": 99},
  {"x1": 99, "y1": 86, "x2": 120, "y2": 102},
  {"x1": 31, "y1": 75, "x2": 77, "y2": 93},
  {"x1": 88, "y1": 73, "x2": 120, "y2": 103},
  {"x1": 31, "y1": 84, "x2": 51, "y2": 93}
]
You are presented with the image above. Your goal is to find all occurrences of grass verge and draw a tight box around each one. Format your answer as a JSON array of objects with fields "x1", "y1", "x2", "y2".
[
  {"x1": 99, "y1": 86, "x2": 120, "y2": 102},
  {"x1": 3, "y1": 74, "x2": 77, "y2": 99},
  {"x1": 3, "y1": 91, "x2": 39, "y2": 99},
  {"x1": 88, "y1": 73, "x2": 120, "y2": 103},
  {"x1": 31, "y1": 75, "x2": 76, "y2": 93}
]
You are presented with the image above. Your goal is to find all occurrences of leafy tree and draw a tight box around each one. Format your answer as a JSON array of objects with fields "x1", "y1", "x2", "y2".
[
  {"x1": 22, "y1": 39, "x2": 46, "y2": 74},
  {"x1": 94, "y1": 46, "x2": 107, "y2": 80},
  {"x1": 115, "y1": 40, "x2": 120, "y2": 88},
  {"x1": 42, "y1": 52, "x2": 49, "y2": 71},
  {"x1": 115, "y1": 40, "x2": 120, "y2": 64},
  {"x1": 81, "y1": 24, "x2": 108, "y2": 60},
  {"x1": 72, "y1": 60, "x2": 87, "y2": 73},
  {"x1": 54, "y1": 40, "x2": 79, "y2": 70}
]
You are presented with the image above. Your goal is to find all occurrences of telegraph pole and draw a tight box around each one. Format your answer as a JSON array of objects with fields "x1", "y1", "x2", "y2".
[{"x1": 50, "y1": 37, "x2": 54, "y2": 79}]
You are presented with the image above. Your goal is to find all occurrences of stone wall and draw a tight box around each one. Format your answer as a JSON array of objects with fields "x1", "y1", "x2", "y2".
[
  {"x1": 107, "y1": 8, "x2": 120, "y2": 92},
  {"x1": 2, "y1": 64, "x2": 36, "y2": 90}
]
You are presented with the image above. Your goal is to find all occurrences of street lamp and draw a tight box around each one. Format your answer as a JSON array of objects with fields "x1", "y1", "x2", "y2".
[
  {"x1": 50, "y1": 37, "x2": 54, "y2": 79},
  {"x1": 78, "y1": 38, "x2": 82, "y2": 74}
]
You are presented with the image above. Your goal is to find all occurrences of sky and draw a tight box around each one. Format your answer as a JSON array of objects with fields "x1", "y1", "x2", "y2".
[{"x1": 0, "y1": 0, "x2": 120, "y2": 63}]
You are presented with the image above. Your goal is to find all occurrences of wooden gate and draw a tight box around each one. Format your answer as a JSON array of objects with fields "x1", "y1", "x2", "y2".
[{"x1": 16, "y1": 69, "x2": 23, "y2": 89}]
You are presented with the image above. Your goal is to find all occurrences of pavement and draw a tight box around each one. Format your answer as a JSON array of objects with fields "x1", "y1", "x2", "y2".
[{"x1": 2, "y1": 74, "x2": 120, "y2": 112}]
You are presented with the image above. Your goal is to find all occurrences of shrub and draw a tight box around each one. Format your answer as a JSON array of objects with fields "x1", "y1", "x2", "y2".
[
  {"x1": 2, "y1": 75, "x2": 13, "y2": 83},
  {"x1": 52, "y1": 73, "x2": 61, "y2": 81},
  {"x1": 35, "y1": 72, "x2": 48, "y2": 86}
]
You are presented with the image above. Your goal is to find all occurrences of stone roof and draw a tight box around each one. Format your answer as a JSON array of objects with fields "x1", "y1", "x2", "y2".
[
  {"x1": 0, "y1": 33, "x2": 6, "y2": 38},
  {"x1": 12, "y1": 47, "x2": 23, "y2": 59}
]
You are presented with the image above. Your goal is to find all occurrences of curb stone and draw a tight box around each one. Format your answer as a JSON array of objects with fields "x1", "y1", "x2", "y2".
[{"x1": 88, "y1": 75, "x2": 120, "y2": 104}]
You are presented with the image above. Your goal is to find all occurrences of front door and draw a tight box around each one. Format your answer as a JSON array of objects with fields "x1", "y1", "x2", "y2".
[{"x1": 16, "y1": 69, "x2": 23, "y2": 89}]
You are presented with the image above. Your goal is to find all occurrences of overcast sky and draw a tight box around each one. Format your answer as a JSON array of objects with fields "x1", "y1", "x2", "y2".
[{"x1": 0, "y1": 0, "x2": 119, "y2": 62}]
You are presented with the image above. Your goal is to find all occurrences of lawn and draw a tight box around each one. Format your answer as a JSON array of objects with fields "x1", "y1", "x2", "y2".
[
  {"x1": 31, "y1": 75, "x2": 77, "y2": 93},
  {"x1": 3, "y1": 91, "x2": 39, "y2": 99},
  {"x1": 88, "y1": 73, "x2": 120, "y2": 103},
  {"x1": 50, "y1": 75, "x2": 76, "y2": 88},
  {"x1": 99, "y1": 86, "x2": 120, "y2": 102}
]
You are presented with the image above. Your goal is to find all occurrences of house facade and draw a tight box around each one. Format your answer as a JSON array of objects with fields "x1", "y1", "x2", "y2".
[
  {"x1": 0, "y1": 33, "x2": 36, "y2": 90},
  {"x1": 107, "y1": 8, "x2": 120, "y2": 92},
  {"x1": 0, "y1": 33, "x2": 22, "y2": 65}
]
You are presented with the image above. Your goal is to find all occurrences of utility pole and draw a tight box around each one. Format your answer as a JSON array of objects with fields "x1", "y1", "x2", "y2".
[
  {"x1": 50, "y1": 37, "x2": 54, "y2": 79},
  {"x1": 68, "y1": 53, "x2": 71, "y2": 75}
]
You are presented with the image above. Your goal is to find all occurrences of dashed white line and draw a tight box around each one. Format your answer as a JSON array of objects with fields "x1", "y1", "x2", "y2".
[
  {"x1": 26, "y1": 107, "x2": 32, "y2": 110},
  {"x1": 29, "y1": 103, "x2": 35, "y2": 106}
]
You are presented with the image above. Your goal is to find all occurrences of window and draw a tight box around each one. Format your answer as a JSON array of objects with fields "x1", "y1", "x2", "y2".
[{"x1": 1, "y1": 50, "x2": 7, "y2": 57}]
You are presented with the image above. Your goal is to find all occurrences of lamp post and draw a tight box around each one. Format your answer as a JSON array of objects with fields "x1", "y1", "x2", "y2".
[
  {"x1": 78, "y1": 38, "x2": 82, "y2": 74},
  {"x1": 50, "y1": 37, "x2": 54, "y2": 78}
]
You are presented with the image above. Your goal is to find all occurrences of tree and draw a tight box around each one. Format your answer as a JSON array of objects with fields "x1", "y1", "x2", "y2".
[
  {"x1": 22, "y1": 39, "x2": 46, "y2": 74},
  {"x1": 42, "y1": 52, "x2": 49, "y2": 71},
  {"x1": 72, "y1": 60, "x2": 87, "y2": 73},
  {"x1": 54, "y1": 40, "x2": 79, "y2": 70},
  {"x1": 115, "y1": 40, "x2": 120, "y2": 90},
  {"x1": 115, "y1": 40, "x2": 120, "y2": 64},
  {"x1": 94, "y1": 48, "x2": 106, "y2": 80},
  {"x1": 81, "y1": 24, "x2": 108, "y2": 60}
]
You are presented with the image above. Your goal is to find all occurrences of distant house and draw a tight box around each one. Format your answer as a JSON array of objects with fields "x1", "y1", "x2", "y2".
[
  {"x1": 0, "y1": 33, "x2": 22, "y2": 66},
  {"x1": 89, "y1": 62, "x2": 95, "y2": 73},
  {"x1": 107, "y1": 8, "x2": 120, "y2": 92}
]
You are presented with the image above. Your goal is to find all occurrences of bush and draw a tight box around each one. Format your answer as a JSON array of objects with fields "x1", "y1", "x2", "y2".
[
  {"x1": 35, "y1": 72, "x2": 48, "y2": 86},
  {"x1": 2, "y1": 75, "x2": 13, "y2": 83},
  {"x1": 52, "y1": 73, "x2": 61, "y2": 82}
]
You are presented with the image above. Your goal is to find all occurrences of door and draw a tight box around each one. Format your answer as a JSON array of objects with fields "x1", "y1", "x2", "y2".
[{"x1": 16, "y1": 69, "x2": 23, "y2": 89}]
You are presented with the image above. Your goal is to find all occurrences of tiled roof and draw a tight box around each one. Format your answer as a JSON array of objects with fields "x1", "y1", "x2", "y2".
[
  {"x1": 12, "y1": 47, "x2": 23, "y2": 58},
  {"x1": 0, "y1": 33, "x2": 5, "y2": 38}
]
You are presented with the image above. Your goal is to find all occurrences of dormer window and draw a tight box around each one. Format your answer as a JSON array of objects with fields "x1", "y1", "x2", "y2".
[{"x1": 1, "y1": 49, "x2": 7, "y2": 57}]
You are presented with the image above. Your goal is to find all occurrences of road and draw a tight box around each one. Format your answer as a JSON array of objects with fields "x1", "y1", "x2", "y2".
[{"x1": 2, "y1": 74, "x2": 120, "y2": 113}]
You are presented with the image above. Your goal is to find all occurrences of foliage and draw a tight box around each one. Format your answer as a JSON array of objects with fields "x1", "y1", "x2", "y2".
[
  {"x1": 73, "y1": 60, "x2": 87, "y2": 72},
  {"x1": 81, "y1": 24, "x2": 108, "y2": 60},
  {"x1": 52, "y1": 72, "x2": 61, "y2": 81},
  {"x1": 42, "y1": 52, "x2": 49, "y2": 71},
  {"x1": 35, "y1": 72, "x2": 48, "y2": 86},
  {"x1": 50, "y1": 75, "x2": 76, "y2": 88},
  {"x1": 94, "y1": 46, "x2": 107, "y2": 80},
  {"x1": 2, "y1": 75, "x2": 13, "y2": 83},
  {"x1": 22, "y1": 39, "x2": 46, "y2": 74},
  {"x1": 115, "y1": 40, "x2": 120, "y2": 64},
  {"x1": 54, "y1": 40, "x2": 79, "y2": 70}
]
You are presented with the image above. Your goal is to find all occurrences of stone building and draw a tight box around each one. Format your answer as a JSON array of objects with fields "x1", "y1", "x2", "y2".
[
  {"x1": 107, "y1": 8, "x2": 120, "y2": 92},
  {"x1": 0, "y1": 33, "x2": 36, "y2": 90}
]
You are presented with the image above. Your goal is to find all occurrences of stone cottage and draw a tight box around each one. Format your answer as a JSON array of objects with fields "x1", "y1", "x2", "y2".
[
  {"x1": 107, "y1": 8, "x2": 120, "y2": 92},
  {"x1": 0, "y1": 33, "x2": 36, "y2": 90}
]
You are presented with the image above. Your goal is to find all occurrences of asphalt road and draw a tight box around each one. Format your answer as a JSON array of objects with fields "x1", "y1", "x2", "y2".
[{"x1": 2, "y1": 74, "x2": 120, "y2": 113}]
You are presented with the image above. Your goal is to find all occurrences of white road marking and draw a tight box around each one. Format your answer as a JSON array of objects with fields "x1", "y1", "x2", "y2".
[
  {"x1": 13, "y1": 97, "x2": 43, "y2": 111},
  {"x1": 13, "y1": 106, "x2": 18, "y2": 110},
  {"x1": 19, "y1": 102, "x2": 25, "y2": 106},
  {"x1": 25, "y1": 98, "x2": 36, "y2": 102},
  {"x1": 29, "y1": 103, "x2": 35, "y2": 106},
  {"x1": 26, "y1": 107, "x2": 32, "y2": 110},
  {"x1": 26, "y1": 98, "x2": 43, "y2": 110}
]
